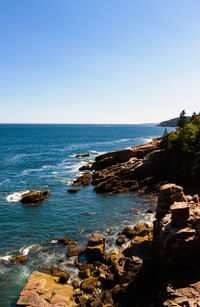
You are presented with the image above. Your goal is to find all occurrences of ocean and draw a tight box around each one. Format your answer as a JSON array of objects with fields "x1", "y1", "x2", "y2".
[{"x1": 0, "y1": 124, "x2": 173, "y2": 306}]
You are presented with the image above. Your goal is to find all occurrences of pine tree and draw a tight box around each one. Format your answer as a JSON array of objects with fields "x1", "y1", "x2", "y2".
[{"x1": 177, "y1": 110, "x2": 187, "y2": 128}]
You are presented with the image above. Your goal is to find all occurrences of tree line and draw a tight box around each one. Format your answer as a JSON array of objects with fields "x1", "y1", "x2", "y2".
[{"x1": 161, "y1": 110, "x2": 200, "y2": 154}]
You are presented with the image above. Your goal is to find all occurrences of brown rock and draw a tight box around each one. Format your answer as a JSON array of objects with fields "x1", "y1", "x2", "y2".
[
  {"x1": 67, "y1": 244, "x2": 85, "y2": 257},
  {"x1": 44, "y1": 266, "x2": 70, "y2": 283},
  {"x1": 16, "y1": 271, "x2": 74, "y2": 306},
  {"x1": 122, "y1": 226, "x2": 136, "y2": 239},
  {"x1": 72, "y1": 280, "x2": 80, "y2": 289},
  {"x1": 72, "y1": 172, "x2": 92, "y2": 186},
  {"x1": 20, "y1": 190, "x2": 50, "y2": 205},
  {"x1": 76, "y1": 153, "x2": 90, "y2": 157},
  {"x1": 68, "y1": 188, "x2": 81, "y2": 193},
  {"x1": 116, "y1": 236, "x2": 125, "y2": 246},
  {"x1": 146, "y1": 208, "x2": 154, "y2": 213},
  {"x1": 81, "y1": 277, "x2": 97, "y2": 293},
  {"x1": 86, "y1": 234, "x2": 105, "y2": 261},
  {"x1": 171, "y1": 201, "x2": 190, "y2": 227},
  {"x1": 57, "y1": 237, "x2": 77, "y2": 245},
  {"x1": 10, "y1": 254, "x2": 27, "y2": 264},
  {"x1": 79, "y1": 269, "x2": 91, "y2": 279},
  {"x1": 163, "y1": 280, "x2": 200, "y2": 306}
]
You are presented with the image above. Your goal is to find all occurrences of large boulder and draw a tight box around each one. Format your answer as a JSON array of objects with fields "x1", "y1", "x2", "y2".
[
  {"x1": 154, "y1": 184, "x2": 200, "y2": 269},
  {"x1": 67, "y1": 244, "x2": 85, "y2": 257},
  {"x1": 80, "y1": 276, "x2": 97, "y2": 293},
  {"x1": 86, "y1": 233, "x2": 105, "y2": 261},
  {"x1": 20, "y1": 190, "x2": 50, "y2": 205},
  {"x1": 44, "y1": 267, "x2": 70, "y2": 284},
  {"x1": 16, "y1": 271, "x2": 75, "y2": 306}
]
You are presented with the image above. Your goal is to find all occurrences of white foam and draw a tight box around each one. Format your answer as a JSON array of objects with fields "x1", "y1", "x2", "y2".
[
  {"x1": 50, "y1": 240, "x2": 58, "y2": 244},
  {"x1": 0, "y1": 255, "x2": 12, "y2": 261},
  {"x1": 0, "y1": 179, "x2": 10, "y2": 186},
  {"x1": 6, "y1": 190, "x2": 30, "y2": 202},
  {"x1": 19, "y1": 244, "x2": 37, "y2": 256},
  {"x1": 142, "y1": 138, "x2": 153, "y2": 143},
  {"x1": 115, "y1": 138, "x2": 130, "y2": 143}
]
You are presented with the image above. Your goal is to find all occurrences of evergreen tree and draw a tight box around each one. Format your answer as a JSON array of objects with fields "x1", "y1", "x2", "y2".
[{"x1": 177, "y1": 110, "x2": 187, "y2": 128}]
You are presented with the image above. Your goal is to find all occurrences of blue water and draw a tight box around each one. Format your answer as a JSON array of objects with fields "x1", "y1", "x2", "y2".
[{"x1": 0, "y1": 124, "x2": 173, "y2": 306}]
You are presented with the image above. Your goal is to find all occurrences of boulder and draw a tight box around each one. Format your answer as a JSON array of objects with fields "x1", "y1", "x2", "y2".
[
  {"x1": 10, "y1": 254, "x2": 27, "y2": 264},
  {"x1": 75, "y1": 153, "x2": 90, "y2": 157},
  {"x1": 79, "y1": 163, "x2": 92, "y2": 171},
  {"x1": 80, "y1": 277, "x2": 97, "y2": 293},
  {"x1": 67, "y1": 244, "x2": 85, "y2": 257},
  {"x1": 86, "y1": 234, "x2": 105, "y2": 261},
  {"x1": 72, "y1": 172, "x2": 92, "y2": 186},
  {"x1": 20, "y1": 190, "x2": 50, "y2": 205},
  {"x1": 68, "y1": 188, "x2": 81, "y2": 193},
  {"x1": 116, "y1": 236, "x2": 125, "y2": 246},
  {"x1": 171, "y1": 201, "x2": 190, "y2": 227},
  {"x1": 16, "y1": 271, "x2": 74, "y2": 306},
  {"x1": 44, "y1": 267, "x2": 70, "y2": 284},
  {"x1": 57, "y1": 237, "x2": 77, "y2": 246}
]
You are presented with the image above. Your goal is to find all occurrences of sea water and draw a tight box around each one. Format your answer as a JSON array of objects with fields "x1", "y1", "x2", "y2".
[{"x1": 0, "y1": 124, "x2": 174, "y2": 306}]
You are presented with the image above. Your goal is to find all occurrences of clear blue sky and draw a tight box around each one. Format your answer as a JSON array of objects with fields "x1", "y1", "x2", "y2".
[{"x1": 0, "y1": 0, "x2": 200, "y2": 123}]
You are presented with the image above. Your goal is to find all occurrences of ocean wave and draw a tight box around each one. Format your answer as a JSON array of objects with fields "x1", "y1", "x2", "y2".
[
  {"x1": 19, "y1": 244, "x2": 38, "y2": 256},
  {"x1": 141, "y1": 137, "x2": 153, "y2": 143},
  {"x1": 0, "y1": 179, "x2": 10, "y2": 186},
  {"x1": 115, "y1": 138, "x2": 130, "y2": 143},
  {"x1": 0, "y1": 255, "x2": 12, "y2": 262},
  {"x1": 22, "y1": 164, "x2": 54, "y2": 175},
  {"x1": 6, "y1": 190, "x2": 30, "y2": 202}
]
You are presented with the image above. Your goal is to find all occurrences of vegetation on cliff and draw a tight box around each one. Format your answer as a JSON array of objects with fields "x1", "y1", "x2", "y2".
[
  {"x1": 161, "y1": 110, "x2": 200, "y2": 154},
  {"x1": 158, "y1": 113, "x2": 191, "y2": 127}
]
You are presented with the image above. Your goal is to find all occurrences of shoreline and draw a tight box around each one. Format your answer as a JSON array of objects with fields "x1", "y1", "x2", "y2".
[
  {"x1": 1, "y1": 130, "x2": 200, "y2": 306},
  {"x1": 15, "y1": 137, "x2": 200, "y2": 306}
]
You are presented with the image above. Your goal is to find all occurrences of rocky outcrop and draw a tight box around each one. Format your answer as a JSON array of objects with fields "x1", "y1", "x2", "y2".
[
  {"x1": 72, "y1": 172, "x2": 92, "y2": 186},
  {"x1": 91, "y1": 139, "x2": 168, "y2": 193},
  {"x1": 154, "y1": 183, "x2": 200, "y2": 269},
  {"x1": 20, "y1": 190, "x2": 50, "y2": 205},
  {"x1": 86, "y1": 233, "x2": 105, "y2": 261},
  {"x1": 16, "y1": 271, "x2": 75, "y2": 306},
  {"x1": 44, "y1": 267, "x2": 70, "y2": 284},
  {"x1": 162, "y1": 280, "x2": 200, "y2": 306},
  {"x1": 16, "y1": 182, "x2": 200, "y2": 306}
]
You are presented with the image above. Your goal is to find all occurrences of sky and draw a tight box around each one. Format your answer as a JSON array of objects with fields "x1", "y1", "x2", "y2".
[{"x1": 0, "y1": 0, "x2": 200, "y2": 124}]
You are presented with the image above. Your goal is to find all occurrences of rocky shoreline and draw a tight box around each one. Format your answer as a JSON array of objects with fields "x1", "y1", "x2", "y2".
[{"x1": 16, "y1": 140, "x2": 200, "y2": 306}]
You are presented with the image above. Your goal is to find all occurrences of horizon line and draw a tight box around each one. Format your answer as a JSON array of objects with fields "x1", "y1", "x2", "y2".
[{"x1": 0, "y1": 122, "x2": 159, "y2": 125}]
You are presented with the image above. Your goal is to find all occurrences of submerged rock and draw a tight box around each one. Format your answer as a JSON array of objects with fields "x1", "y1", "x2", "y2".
[
  {"x1": 10, "y1": 254, "x2": 27, "y2": 264},
  {"x1": 20, "y1": 190, "x2": 50, "y2": 205},
  {"x1": 75, "y1": 153, "x2": 90, "y2": 158},
  {"x1": 67, "y1": 188, "x2": 81, "y2": 193},
  {"x1": 57, "y1": 236, "x2": 77, "y2": 246}
]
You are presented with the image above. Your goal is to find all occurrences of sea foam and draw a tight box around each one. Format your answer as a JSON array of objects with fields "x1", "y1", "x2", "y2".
[{"x1": 6, "y1": 190, "x2": 30, "y2": 202}]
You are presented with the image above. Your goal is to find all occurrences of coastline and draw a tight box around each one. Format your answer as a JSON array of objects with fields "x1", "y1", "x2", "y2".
[{"x1": 15, "y1": 136, "x2": 200, "y2": 306}]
